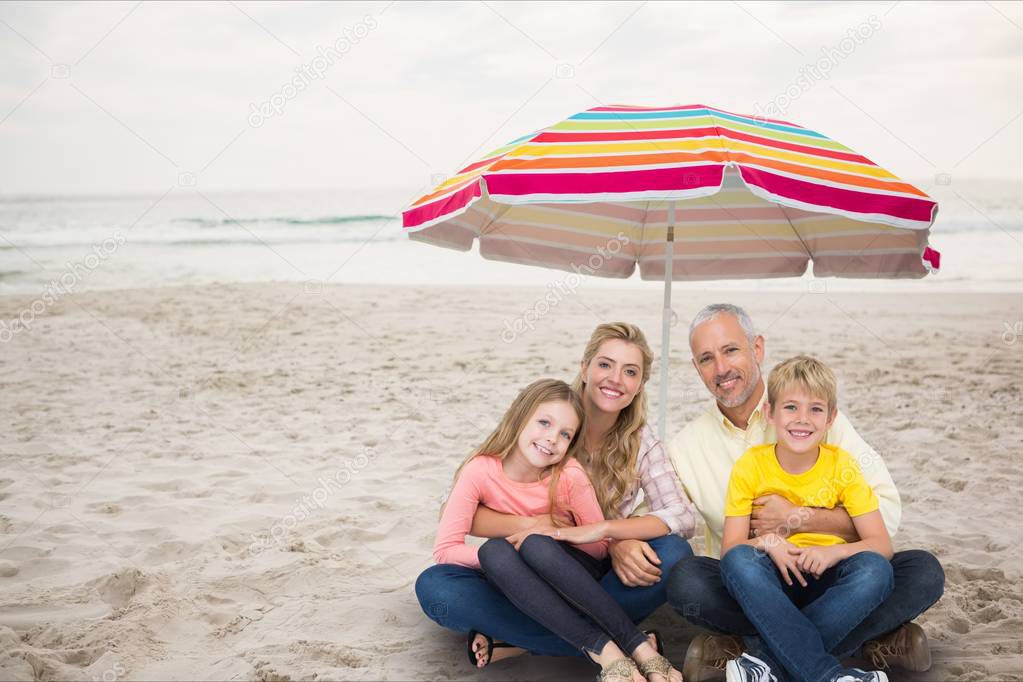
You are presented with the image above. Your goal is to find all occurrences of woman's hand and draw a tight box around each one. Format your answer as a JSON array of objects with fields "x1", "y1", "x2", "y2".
[
  {"x1": 790, "y1": 544, "x2": 844, "y2": 578},
  {"x1": 763, "y1": 534, "x2": 808, "y2": 587},
  {"x1": 506, "y1": 521, "x2": 607, "y2": 550}
]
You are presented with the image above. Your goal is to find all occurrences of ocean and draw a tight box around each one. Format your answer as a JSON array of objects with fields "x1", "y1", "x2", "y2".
[{"x1": 1, "y1": 180, "x2": 1021, "y2": 296}]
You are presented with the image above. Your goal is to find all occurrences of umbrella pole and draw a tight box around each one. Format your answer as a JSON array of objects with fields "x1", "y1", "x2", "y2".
[{"x1": 657, "y1": 202, "x2": 676, "y2": 441}]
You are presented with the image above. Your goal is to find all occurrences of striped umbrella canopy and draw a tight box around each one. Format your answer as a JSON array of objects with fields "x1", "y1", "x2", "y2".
[{"x1": 402, "y1": 104, "x2": 941, "y2": 435}]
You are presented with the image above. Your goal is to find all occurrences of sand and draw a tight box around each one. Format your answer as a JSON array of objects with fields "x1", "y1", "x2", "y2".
[{"x1": 0, "y1": 281, "x2": 1021, "y2": 681}]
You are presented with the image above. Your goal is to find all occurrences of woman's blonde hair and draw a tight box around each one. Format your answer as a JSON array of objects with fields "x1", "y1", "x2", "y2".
[
  {"x1": 445, "y1": 378, "x2": 586, "y2": 523},
  {"x1": 571, "y1": 322, "x2": 653, "y2": 519}
]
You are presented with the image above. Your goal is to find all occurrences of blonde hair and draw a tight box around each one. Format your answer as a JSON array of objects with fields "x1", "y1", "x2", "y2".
[
  {"x1": 767, "y1": 355, "x2": 838, "y2": 413},
  {"x1": 572, "y1": 322, "x2": 653, "y2": 520},
  {"x1": 445, "y1": 378, "x2": 586, "y2": 523}
]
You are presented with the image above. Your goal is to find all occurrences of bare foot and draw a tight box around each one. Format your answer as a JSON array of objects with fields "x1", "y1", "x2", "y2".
[{"x1": 469, "y1": 633, "x2": 525, "y2": 668}]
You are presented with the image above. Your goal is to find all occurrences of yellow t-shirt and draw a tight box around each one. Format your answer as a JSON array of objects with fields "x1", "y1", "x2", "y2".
[{"x1": 724, "y1": 443, "x2": 879, "y2": 547}]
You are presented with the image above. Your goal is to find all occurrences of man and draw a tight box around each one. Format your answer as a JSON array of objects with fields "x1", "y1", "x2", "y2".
[{"x1": 663, "y1": 304, "x2": 944, "y2": 681}]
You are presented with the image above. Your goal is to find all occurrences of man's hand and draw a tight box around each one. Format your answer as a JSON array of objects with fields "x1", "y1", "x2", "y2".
[
  {"x1": 609, "y1": 539, "x2": 662, "y2": 587},
  {"x1": 750, "y1": 494, "x2": 806, "y2": 538}
]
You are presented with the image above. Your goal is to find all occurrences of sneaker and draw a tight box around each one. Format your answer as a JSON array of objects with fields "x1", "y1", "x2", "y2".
[
  {"x1": 725, "y1": 653, "x2": 777, "y2": 682},
  {"x1": 862, "y1": 621, "x2": 932, "y2": 672},
  {"x1": 832, "y1": 669, "x2": 889, "y2": 682},
  {"x1": 683, "y1": 634, "x2": 744, "y2": 681}
]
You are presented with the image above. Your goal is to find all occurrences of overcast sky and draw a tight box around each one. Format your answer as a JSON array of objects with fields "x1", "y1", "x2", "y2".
[{"x1": 2, "y1": 1, "x2": 1022, "y2": 198}]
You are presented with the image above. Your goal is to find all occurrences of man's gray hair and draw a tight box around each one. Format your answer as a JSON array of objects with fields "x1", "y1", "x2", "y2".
[{"x1": 688, "y1": 303, "x2": 757, "y2": 346}]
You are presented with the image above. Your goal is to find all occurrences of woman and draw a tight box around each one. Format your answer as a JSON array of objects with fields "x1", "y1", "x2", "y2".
[{"x1": 415, "y1": 322, "x2": 696, "y2": 671}]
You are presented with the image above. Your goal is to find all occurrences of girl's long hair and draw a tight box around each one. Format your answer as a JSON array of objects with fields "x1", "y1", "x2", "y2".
[
  {"x1": 571, "y1": 322, "x2": 653, "y2": 520},
  {"x1": 445, "y1": 378, "x2": 586, "y2": 524}
]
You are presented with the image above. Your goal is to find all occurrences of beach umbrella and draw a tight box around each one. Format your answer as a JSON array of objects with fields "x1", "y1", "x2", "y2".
[{"x1": 402, "y1": 104, "x2": 940, "y2": 439}]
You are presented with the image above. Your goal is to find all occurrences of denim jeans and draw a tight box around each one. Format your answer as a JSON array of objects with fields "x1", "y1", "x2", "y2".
[
  {"x1": 665, "y1": 549, "x2": 945, "y2": 658},
  {"x1": 415, "y1": 534, "x2": 693, "y2": 658},
  {"x1": 719, "y1": 545, "x2": 894, "y2": 682},
  {"x1": 478, "y1": 535, "x2": 649, "y2": 657}
]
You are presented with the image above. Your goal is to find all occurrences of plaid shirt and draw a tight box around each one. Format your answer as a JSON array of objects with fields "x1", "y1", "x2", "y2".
[{"x1": 615, "y1": 425, "x2": 697, "y2": 538}]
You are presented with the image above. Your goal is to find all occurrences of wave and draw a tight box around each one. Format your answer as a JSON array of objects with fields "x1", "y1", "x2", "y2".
[{"x1": 172, "y1": 214, "x2": 395, "y2": 227}]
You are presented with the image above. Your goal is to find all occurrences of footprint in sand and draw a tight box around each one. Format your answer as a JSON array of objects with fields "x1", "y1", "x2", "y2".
[{"x1": 937, "y1": 477, "x2": 967, "y2": 492}]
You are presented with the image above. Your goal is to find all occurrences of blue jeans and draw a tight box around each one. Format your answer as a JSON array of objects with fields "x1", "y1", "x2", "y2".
[
  {"x1": 415, "y1": 534, "x2": 693, "y2": 658},
  {"x1": 720, "y1": 546, "x2": 894, "y2": 682},
  {"x1": 665, "y1": 549, "x2": 945, "y2": 659},
  {"x1": 479, "y1": 535, "x2": 649, "y2": 657}
]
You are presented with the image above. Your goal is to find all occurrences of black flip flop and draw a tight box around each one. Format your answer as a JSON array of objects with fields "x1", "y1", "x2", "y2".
[
  {"x1": 645, "y1": 629, "x2": 665, "y2": 655},
  {"x1": 466, "y1": 630, "x2": 515, "y2": 668}
]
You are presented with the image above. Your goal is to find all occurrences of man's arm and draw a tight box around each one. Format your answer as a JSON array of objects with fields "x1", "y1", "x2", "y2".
[
  {"x1": 827, "y1": 409, "x2": 901, "y2": 536},
  {"x1": 749, "y1": 494, "x2": 860, "y2": 542}
]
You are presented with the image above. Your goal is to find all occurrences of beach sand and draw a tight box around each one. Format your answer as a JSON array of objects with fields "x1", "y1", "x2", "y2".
[{"x1": 1, "y1": 282, "x2": 1021, "y2": 681}]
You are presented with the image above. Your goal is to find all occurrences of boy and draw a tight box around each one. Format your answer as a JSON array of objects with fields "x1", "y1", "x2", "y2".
[{"x1": 719, "y1": 356, "x2": 894, "y2": 682}]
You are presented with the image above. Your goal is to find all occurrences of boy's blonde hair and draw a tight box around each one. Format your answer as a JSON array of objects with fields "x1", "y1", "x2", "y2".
[
  {"x1": 767, "y1": 355, "x2": 838, "y2": 413},
  {"x1": 571, "y1": 322, "x2": 652, "y2": 520},
  {"x1": 445, "y1": 378, "x2": 586, "y2": 524}
]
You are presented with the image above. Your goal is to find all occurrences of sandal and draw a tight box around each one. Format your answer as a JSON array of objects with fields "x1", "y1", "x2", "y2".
[
  {"x1": 637, "y1": 653, "x2": 677, "y2": 681},
  {"x1": 598, "y1": 657, "x2": 640, "y2": 682},
  {"x1": 644, "y1": 629, "x2": 664, "y2": 655},
  {"x1": 466, "y1": 630, "x2": 515, "y2": 668}
]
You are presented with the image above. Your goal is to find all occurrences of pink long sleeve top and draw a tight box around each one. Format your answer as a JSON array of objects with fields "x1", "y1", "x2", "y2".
[{"x1": 433, "y1": 455, "x2": 609, "y2": 568}]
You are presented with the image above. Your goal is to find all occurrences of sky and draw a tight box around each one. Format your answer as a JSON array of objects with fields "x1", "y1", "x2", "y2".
[{"x1": 2, "y1": 1, "x2": 1022, "y2": 199}]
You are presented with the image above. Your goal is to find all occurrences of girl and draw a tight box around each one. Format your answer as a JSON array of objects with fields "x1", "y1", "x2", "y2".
[{"x1": 433, "y1": 378, "x2": 680, "y2": 682}]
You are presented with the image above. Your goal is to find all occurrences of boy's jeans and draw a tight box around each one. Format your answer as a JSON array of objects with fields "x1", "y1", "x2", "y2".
[
  {"x1": 666, "y1": 548, "x2": 945, "y2": 659},
  {"x1": 719, "y1": 545, "x2": 894, "y2": 682},
  {"x1": 415, "y1": 534, "x2": 692, "y2": 658}
]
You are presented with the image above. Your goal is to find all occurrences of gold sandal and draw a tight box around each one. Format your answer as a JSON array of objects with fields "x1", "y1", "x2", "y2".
[
  {"x1": 637, "y1": 654, "x2": 676, "y2": 681},
  {"x1": 598, "y1": 657, "x2": 639, "y2": 682}
]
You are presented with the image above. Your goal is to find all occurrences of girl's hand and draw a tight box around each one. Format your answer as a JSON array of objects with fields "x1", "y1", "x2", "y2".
[
  {"x1": 763, "y1": 535, "x2": 808, "y2": 587},
  {"x1": 789, "y1": 545, "x2": 843, "y2": 578}
]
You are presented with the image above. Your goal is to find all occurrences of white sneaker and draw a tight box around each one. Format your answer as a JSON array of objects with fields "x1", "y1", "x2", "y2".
[
  {"x1": 833, "y1": 669, "x2": 889, "y2": 682},
  {"x1": 725, "y1": 653, "x2": 777, "y2": 682}
]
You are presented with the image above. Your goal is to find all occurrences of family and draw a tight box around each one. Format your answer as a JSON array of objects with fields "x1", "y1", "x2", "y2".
[{"x1": 414, "y1": 304, "x2": 945, "y2": 682}]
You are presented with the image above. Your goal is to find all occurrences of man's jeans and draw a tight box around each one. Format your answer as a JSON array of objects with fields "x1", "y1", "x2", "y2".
[
  {"x1": 665, "y1": 548, "x2": 945, "y2": 659},
  {"x1": 719, "y1": 545, "x2": 894, "y2": 681},
  {"x1": 415, "y1": 534, "x2": 693, "y2": 658}
]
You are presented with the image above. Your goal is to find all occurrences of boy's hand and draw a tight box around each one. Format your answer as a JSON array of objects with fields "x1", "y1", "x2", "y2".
[
  {"x1": 789, "y1": 545, "x2": 843, "y2": 578},
  {"x1": 763, "y1": 535, "x2": 808, "y2": 587}
]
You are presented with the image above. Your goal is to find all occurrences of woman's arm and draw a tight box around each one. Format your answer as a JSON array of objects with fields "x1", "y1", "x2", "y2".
[
  {"x1": 470, "y1": 505, "x2": 552, "y2": 538},
  {"x1": 632, "y1": 431, "x2": 698, "y2": 539}
]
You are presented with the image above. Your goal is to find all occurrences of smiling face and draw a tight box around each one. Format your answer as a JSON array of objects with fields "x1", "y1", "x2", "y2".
[
  {"x1": 513, "y1": 399, "x2": 580, "y2": 472},
  {"x1": 690, "y1": 312, "x2": 765, "y2": 410},
  {"x1": 766, "y1": 385, "x2": 836, "y2": 456},
  {"x1": 579, "y1": 339, "x2": 644, "y2": 416}
]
